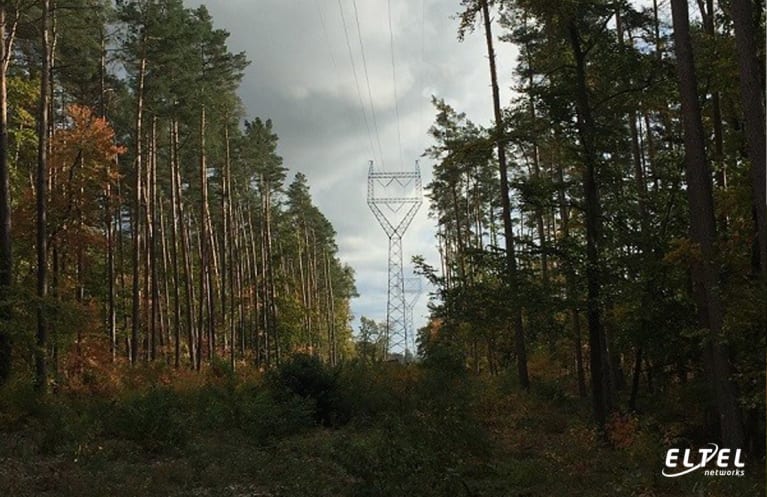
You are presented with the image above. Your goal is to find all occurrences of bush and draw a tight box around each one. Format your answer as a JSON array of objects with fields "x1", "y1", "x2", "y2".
[
  {"x1": 331, "y1": 407, "x2": 491, "y2": 497},
  {"x1": 0, "y1": 379, "x2": 40, "y2": 428},
  {"x1": 102, "y1": 387, "x2": 189, "y2": 452},
  {"x1": 37, "y1": 398, "x2": 99, "y2": 454},
  {"x1": 237, "y1": 389, "x2": 315, "y2": 442},
  {"x1": 267, "y1": 354, "x2": 347, "y2": 426}
]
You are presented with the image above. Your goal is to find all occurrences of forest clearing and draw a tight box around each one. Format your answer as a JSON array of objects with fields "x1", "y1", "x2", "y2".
[
  {"x1": 0, "y1": 0, "x2": 764, "y2": 496},
  {"x1": 1, "y1": 355, "x2": 764, "y2": 496}
]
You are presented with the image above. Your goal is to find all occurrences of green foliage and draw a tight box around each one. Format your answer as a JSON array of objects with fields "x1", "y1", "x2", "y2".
[
  {"x1": 102, "y1": 388, "x2": 189, "y2": 452},
  {"x1": 420, "y1": 327, "x2": 468, "y2": 376},
  {"x1": 329, "y1": 365, "x2": 490, "y2": 497},
  {"x1": 267, "y1": 353, "x2": 347, "y2": 426}
]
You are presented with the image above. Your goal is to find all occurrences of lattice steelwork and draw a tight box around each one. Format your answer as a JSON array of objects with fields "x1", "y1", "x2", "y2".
[
  {"x1": 404, "y1": 276, "x2": 423, "y2": 356},
  {"x1": 367, "y1": 161, "x2": 422, "y2": 357}
]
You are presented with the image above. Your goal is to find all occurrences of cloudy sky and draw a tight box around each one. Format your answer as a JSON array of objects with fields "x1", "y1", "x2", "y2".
[{"x1": 185, "y1": 0, "x2": 517, "y2": 335}]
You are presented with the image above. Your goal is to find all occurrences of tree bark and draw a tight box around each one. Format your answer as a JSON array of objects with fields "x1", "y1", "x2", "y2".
[
  {"x1": 480, "y1": 0, "x2": 529, "y2": 390},
  {"x1": 130, "y1": 48, "x2": 146, "y2": 365},
  {"x1": 567, "y1": 18, "x2": 611, "y2": 430},
  {"x1": 730, "y1": 0, "x2": 767, "y2": 277},
  {"x1": 35, "y1": 0, "x2": 52, "y2": 392},
  {"x1": 670, "y1": 0, "x2": 745, "y2": 447},
  {"x1": 0, "y1": 4, "x2": 17, "y2": 384},
  {"x1": 168, "y1": 121, "x2": 181, "y2": 367}
]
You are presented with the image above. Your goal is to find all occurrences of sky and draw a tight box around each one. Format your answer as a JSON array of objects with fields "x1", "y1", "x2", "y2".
[{"x1": 184, "y1": 0, "x2": 517, "y2": 337}]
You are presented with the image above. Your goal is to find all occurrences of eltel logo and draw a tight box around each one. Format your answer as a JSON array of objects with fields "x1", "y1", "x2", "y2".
[{"x1": 662, "y1": 444, "x2": 745, "y2": 477}]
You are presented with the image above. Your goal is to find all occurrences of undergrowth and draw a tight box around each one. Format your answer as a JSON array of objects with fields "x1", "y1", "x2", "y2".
[{"x1": 0, "y1": 355, "x2": 763, "y2": 497}]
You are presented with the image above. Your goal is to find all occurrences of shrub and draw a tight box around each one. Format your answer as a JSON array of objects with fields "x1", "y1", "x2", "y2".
[
  {"x1": 237, "y1": 389, "x2": 315, "y2": 442},
  {"x1": 267, "y1": 354, "x2": 347, "y2": 426},
  {"x1": 102, "y1": 387, "x2": 189, "y2": 452}
]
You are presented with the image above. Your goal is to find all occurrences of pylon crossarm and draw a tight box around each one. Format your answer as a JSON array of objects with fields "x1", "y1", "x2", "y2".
[
  {"x1": 369, "y1": 171, "x2": 420, "y2": 180},
  {"x1": 369, "y1": 197, "x2": 422, "y2": 203},
  {"x1": 393, "y1": 201, "x2": 422, "y2": 235},
  {"x1": 368, "y1": 203, "x2": 396, "y2": 238}
]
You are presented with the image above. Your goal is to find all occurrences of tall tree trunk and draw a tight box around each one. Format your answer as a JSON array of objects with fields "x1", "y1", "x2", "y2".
[
  {"x1": 730, "y1": 0, "x2": 767, "y2": 276},
  {"x1": 567, "y1": 18, "x2": 611, "y2": 430},
  {"x1": 130, "y1": 49, "x2": 146, "y2": 365},
  {"x1": 168, "y1": 121, "x2": 181, "y2": 367},
  {"x1": 116, "y1": 178, "x2": 127, "y2": 357},
  {"x1": 171, "y1": 120, "x2": 195, "y2": 368},
  {"x1": 524, "y1": 41, "x2": 553, "y2": 351},
  {"x1": 106, "y1": 134, "x2": 117, "y2": 366},
  {"x1": 556, "y1": 144, "x2": 586, "y2": 398},
  {"x1": 617, "y1": 6, "x2": 652, "y2": 409},
  {"x1": 198, "y1": 106, "x2": 216, "y2": 362},
  {"x1": 670, "y1": 0, "x2": 745, "y2": 447},
  {"x1": 158, "y1": 192, "x2": 171, "y2": 363},
  {"x1": 324, "y1": 249, "x2": 336, "y2": 365},
  {"x1": 35, "y1": 0, "x2": 51, "y2": 392},
  {"x1": 246, "y1": 206, "x2": 262, "y2": 366},
  {"x1": 0, "y1": 4, "x2": 18, "y2": 384},
  {"x1": 479, "y1": 0, "x2": 529, "y2": 390},
  {"x1": 695, "y1": 0, "x2": 727, "y2": 190},
  {"x1": 222, "y1": 124, "x2": 235, "y2": 368},
  {"x1": 148, "y1": 117, "x2": 158, "y2": 360}
]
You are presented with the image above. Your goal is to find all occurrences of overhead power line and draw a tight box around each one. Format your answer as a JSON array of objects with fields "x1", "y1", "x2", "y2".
[
  {"x1": 351, "y1": 0, "x2": 386, "y2": 169},
  {"x1": 420, "y1": 0, "x2": 427, "y2": 150},
  {"x1": 386, "y1": 0, "x2": 405, "y2": 169},
  {"x1": 315, "y1": 0, "x2": 340, "y2": 83},
  {"x1": 336, "y1": 0, "x2": 379, "y2": 166}
]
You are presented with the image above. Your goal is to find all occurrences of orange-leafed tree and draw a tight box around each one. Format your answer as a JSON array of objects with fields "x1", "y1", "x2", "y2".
[
  {"x1": 47, "y1": 104, "x2": 124, "y2": 256},
  {"x1": 49, "y1": 104, "x2": 124, "y2": 381},
  {"x1": 15, "y1": 104, "x2": 124, "y2": 384}
]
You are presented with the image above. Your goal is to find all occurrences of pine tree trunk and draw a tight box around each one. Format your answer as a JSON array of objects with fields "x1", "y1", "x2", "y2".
[
  {"x1": 480, "y1": 0, "x2": 529, "y2": 390},
  {"x1": 168, "y1": 121, "x2": 181, "y2": 367},
  {"x1": 158, "y1": 195, "x2": 172, "y2": 363},
  {"x1": 670, "y1": 0, "x2": 745, "y2": 447},
  {"x1": 103, "y1": 29, "x2": 116, "y2": 360},
  {"x1": 730, "y1": 0, "x2": 767, "y2": 276},
  {"x1": 324, "y1": 250, "x2": 336, "y2": 365},
  {"x1": 618, "y1": 6, "x2": 651, "y2": 409},
  {"x1": 222, "y1": 125, "x2": 235, "y2": 368},
  {"x1": 148, "y1": 117, "x2": 158, "y2": 361},
  {"x1": 567, "y1": 18, "x2": 611, "y2": 430},
  {"x1": 173, "y1": 121, "x2": 196, "y2": 368},
  {"x1": 35, "y1": 0, "x2": 51, "y2": 392},
  {"x1": 556, "y1": 149, "x2": 586, "y2": 398},
  {"x1": 525, "y1": 42, "x2": 553, "y2": 350},
  {"x1": 0, "y1": 5, "x2": 16, "y2": 384},
  {"x1": 130, "y1": 50, "x2": 146, "y2": 365}
]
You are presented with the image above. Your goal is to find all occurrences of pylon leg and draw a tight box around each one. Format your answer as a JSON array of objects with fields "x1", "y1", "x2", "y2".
[{"x1": 386, "y1": 235, "x2": 408, "y2": 356}]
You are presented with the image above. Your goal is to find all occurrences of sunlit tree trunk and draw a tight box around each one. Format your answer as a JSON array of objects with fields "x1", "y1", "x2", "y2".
[
  {"x1": 35, "y1": 0, "x2": 52, "y2": 392},
  {"x1": 130, "y1": 45, "x2": 146, "y2": 365},
  {"x1": 168, "y1": 120, "x2": 181, "y2": 367}
]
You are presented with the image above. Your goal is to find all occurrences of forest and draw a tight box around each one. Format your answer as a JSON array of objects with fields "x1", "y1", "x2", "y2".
[{"x1": 0, "y1": 0, "x2": 764, "y2": 496}]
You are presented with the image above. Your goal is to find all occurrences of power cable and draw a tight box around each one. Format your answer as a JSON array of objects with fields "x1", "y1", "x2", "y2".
[
  {"x1": 386, "y1": 0, "x2": 405, "y2": 169},
  {"x1": 351, "y1": 0, "x2": 386, "y2": 169},
  {"x1": 420, "y1": 0, "x2": 427, "y2": 150},
  {"x1": 336, "y1": 0, "x2": 379, "y2": 166}
]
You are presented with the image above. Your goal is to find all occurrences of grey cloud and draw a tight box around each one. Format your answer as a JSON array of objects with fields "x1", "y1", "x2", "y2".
[{"x1": 185, "y1": 0, "x2": 517, "y2": 333}]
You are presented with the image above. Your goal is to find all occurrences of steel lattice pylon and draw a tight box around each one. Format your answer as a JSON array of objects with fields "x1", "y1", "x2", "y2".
[
  {"x1": 367, "y1": 161, "x2": 422, "y2": 357},
  {"x1": 404, "y1": 276, "x2": 423, "y2": 355}
]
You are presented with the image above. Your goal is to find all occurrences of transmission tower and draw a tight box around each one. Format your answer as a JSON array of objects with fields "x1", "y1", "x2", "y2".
[
  {"x1": 404, "y1": 276, "x2": 424, "y2": 356},
  {"x1": 367, "y1": 160, "x2": 423, "y2": 357}
]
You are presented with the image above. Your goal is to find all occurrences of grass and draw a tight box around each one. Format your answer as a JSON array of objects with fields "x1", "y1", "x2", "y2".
[{"x1": 0, "y1": 358, "x2": 763, "y2": 497}]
